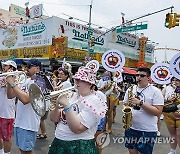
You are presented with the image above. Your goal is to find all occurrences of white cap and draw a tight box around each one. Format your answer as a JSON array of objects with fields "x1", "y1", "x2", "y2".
[{"x1": 2, "y1": 60, "x2": 17, "y2": 69}]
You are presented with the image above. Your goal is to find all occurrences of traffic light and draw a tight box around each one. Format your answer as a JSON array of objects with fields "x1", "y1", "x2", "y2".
[
  {"x1": 172, "y1": 13, "x2": 180, "y2": 27},
  {"x1": 90, "y1": 37, "x2": 95, "y2": 47},
  {"x1": 165, "y1": 13, "x2": 173, "y2": 29}
]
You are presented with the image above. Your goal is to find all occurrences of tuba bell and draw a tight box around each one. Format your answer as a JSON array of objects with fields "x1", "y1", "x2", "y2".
[{"x1": 122, "y1": 85, "x2": 133, "y2": 130}]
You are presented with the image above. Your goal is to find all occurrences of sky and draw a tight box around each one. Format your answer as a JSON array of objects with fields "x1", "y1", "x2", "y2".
[{"x1": 1, "y1": 0, "x2": 180, "y2": 63}]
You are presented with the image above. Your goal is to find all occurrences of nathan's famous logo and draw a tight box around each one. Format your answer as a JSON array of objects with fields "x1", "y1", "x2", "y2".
[
  {"x1": 107, "y1": 54, "x2": 119, "y2": 66},
  {"x1": 156, "y1": 68, "x2": 169, "y2": 79},
  {"x1": 72, "y1": 29, "x2": 104, "y2": 45},
  {"x1": 2, "y1": 28, "x2": 18, "y2": 48},
  {"x1": 21, "y1": 22, "x2": 46, "y2": 36}
]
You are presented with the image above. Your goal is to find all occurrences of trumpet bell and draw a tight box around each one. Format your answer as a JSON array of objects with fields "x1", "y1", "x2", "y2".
[
  {"x1": 29, "y1": 83, "x2": 46, "y2": 117},
  {"x1": 0, "y1": 71, "x2": 27, "y2": 85}
]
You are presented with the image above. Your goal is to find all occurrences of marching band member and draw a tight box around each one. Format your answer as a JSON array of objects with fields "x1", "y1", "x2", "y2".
[
  {"x1": 53, "y1": 67, "x2": 72, "y2": 91},
  {"x1": 0, "y1": 60, "x2": 17, "y2": 154},
  {"x1": 5, "y1": 58, "x2": 42, "y2": 154},
  {"x1": 123, "y1": 67, "x2": 164, "y2": 154},
  {"x1": 162, "y1": 77, "x2": 180, "y2": 154},
  {"x1": 97, "y1": 71, "x2": 117, "y2": 134},
  {"x1": 49, "y1": 66, "x2": 107, "y2": 154},
  {"x1": 92, "y1": 85, "x2": 107, "y2": 154}
]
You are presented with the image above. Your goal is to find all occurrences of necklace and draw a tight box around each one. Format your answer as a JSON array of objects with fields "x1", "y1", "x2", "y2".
[{"x1": 136, "y1": 84, "x2": 151, "y2": 97}]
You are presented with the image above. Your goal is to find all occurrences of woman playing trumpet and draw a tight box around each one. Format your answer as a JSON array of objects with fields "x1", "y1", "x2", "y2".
[{"x1": 49, "y1": 66, "x2": 107, "y2": 154}]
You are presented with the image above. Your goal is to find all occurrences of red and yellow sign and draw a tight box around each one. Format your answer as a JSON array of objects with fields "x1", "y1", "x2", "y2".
[
  {"x1": 137, "y1": 37, "x2": 148, "y2": 67},
  {"x1": 50, "y1": 37, "x2": 67, "y2": 58}
]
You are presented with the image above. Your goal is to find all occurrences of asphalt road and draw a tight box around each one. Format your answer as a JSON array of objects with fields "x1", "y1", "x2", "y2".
[{"x1": 11, "y1": 103, "x2": 180, "y2": 154}]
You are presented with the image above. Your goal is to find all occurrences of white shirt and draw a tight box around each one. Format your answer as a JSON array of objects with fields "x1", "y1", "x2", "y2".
[
  {"x1": 164, "y1": 85, "x2": 175, "y2": 100},
  {"x1": 60, "y1": 80, "x2": 72, "y2": 89},
  {"x1": 14, "y1": 78, "x2": 41, "y2": 132},
  {"x1": 0, "y1": 87, "x2": 16, "y2": 119},
  {"x1": 123, "y1": 84, "x2": 164, "y2": 132},
  {"x1": 55, "y1": 92, "x2": 104, "y2": 141}
]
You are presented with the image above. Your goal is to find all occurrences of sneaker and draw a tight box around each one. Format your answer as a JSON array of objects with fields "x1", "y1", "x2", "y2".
[
  {"x1": 168, "y1": 149, "x2": 176, "y2": 154},
  {"x1": 157, "y1": 131, "x2": 161, "y2": 137}
]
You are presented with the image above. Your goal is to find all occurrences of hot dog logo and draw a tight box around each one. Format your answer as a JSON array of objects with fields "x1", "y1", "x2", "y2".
[{"x1": 2, "y1": 28, "x2": 18, "y2": 48}]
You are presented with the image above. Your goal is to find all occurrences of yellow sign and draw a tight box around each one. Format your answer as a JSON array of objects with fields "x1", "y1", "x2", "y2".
[
  {"x1": 66, "y1": 48, "x2": 103, "y2": 64},
  {"x1": 0, "y1": 46, "x2": 51, "y2": 59},
  {"x1": 66, "y1": 48, "x2": 87, "y2": 60}
]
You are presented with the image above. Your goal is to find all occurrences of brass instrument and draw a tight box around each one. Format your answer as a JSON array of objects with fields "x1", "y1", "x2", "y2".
[
  {"x1": 163, "y1": 92, "x2": 180, "y2": 112},
  {"x1": 48, "y1": 86, "x2": 75, "y2": 110},
  {"x1": 0, "y1": 71, "x2": 27, "y2": 86},
  {"x1": 29, "y1": 83, "x2": 75, "y2": 116},
  {"x1": 122, "y1": 85, "x2": 133, "y2": 130}
]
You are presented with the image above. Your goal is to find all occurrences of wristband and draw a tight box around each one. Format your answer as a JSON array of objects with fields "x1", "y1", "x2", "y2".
[
  {"x1": 9, "y1": 83, "x2": 17, "y2": 88},
  {"x1": 139, "y1": 100, "x2": 144, "y2": 106},
  {"x1": 64, "y1": 106, "x2": 72, "y2": 113}
]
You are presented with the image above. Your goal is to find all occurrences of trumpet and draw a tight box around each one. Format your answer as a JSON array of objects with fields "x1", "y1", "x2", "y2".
[
  {"x1": 47, "y1": 86, "x2": 75, "y2": 111},
  {"x1": 29, "y1": 83, "x2": 75, "y2": 117},
  {"x1": 0, "y1": 71, "x2": 27, "y2": 86}
]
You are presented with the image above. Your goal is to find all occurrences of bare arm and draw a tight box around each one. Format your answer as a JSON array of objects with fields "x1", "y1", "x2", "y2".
[
  {"x1": 161, "y1": 87, "x2": 166, "y2": 98},
  {"x1": 141, "y1": 103, "x2": 163, "y2": 116},
  {"x1": 130, "y1": 97, "x2": 163, "y2": 116},
  {"x1": 7, "y1": 84, "x2": 16, "y2": 99},
  {"x1": 6, "y1": 76, "x2": 30, "y2": 105},
  {"x1": 55, "y1": 94, "x2": 88, "y2": 134},
  {"x1": 7, "y1": 84, "x2": 30, "y2": 104},
  {"x1": 50, "y1": 107, "x2": 61, "y2": 123},
  {"x1": 63, "y1": 104, "x2": 88, "y2": 134}
]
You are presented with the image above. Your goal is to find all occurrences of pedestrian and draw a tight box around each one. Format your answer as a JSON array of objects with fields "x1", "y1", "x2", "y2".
[
  {"x1": 6, "y1": 58, "x2": 43, "y2": 154},
  {"x1": 49, "y1": 66, "x2": 107, "y2": 154},
  {"x1": 0, "y1": 60, "x2": 17, "y2": 154},
  {"x1": 123, "y1": 67, "x2": 164, "y2": 154}
]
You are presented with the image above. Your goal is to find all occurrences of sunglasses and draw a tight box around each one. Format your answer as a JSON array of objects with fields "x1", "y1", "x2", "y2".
[{"x1": 135, "y1": 74, "x2": 147, "y2": 78}]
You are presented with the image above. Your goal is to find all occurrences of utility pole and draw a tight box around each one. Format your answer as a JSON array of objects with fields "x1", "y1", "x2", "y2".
[{"x1": 87, "y1": 2, "x2": 92, "y2": 60}]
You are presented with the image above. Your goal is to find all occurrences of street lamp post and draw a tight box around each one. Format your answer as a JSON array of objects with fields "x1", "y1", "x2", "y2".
[{"x1": 87, "y1": 3, "x2": 92, "y2": 60}]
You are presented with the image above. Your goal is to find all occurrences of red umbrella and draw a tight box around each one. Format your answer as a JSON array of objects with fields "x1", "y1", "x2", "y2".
[{"x1": 122, "y1": 67, "x2": 137, "y2": 75}]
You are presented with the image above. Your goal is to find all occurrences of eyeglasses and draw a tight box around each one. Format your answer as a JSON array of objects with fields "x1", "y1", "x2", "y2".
[{"x1": 135, "y1": 74, "x2": 147, "y2": 78}]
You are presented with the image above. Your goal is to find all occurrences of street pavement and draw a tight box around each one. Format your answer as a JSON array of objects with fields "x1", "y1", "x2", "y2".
[{"x1": 11, "y1": 103, "x2": 180, "y2": 154}]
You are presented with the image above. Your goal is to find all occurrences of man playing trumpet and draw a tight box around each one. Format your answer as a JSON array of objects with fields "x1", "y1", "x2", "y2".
[
  {"x1": 123, "y1": 67, "x2": 164, "y2": 154},
  {"x1": 6, "y1": 58, "x2": 42, "y2": 154},
  {"x1": 0, "y1": 60, "x2": 17, "y2": 154}
]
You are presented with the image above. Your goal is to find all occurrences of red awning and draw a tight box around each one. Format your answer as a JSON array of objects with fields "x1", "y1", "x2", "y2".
[{"x1": 122, "y1": 67, "x2": 137, "y2": 75}]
